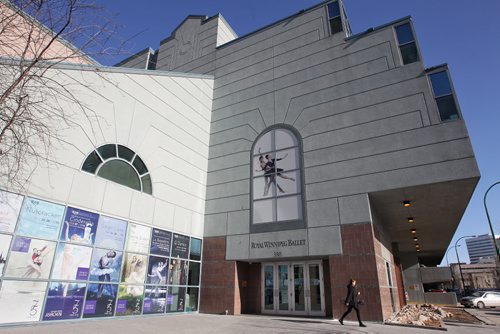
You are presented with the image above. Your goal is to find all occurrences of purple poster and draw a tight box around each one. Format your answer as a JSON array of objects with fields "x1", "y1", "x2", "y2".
[
  {"x1": 171, "y1": 233, "x2": 190, "y2": 259},
  {"x1": 42, "y1": 282, "x2": 86, "y2": 321},
  {"x1": 83, "y1": 283, "x2": 117, "y2": 318},
  {"x1": 143, "y1": 285, "x2": 167, "y2": 314},
  {"x1": 150, "y1": 228, "x2": 172, "y2": 257},
  {"x1": 60, "y1": 207, "x2": 99, "y2": 245}
]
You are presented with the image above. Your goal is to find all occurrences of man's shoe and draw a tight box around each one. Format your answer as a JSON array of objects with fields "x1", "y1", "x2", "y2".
[
  {"x1": 359, "y1": 323, "x2": 366, "y2": 327},
  {"x1": 339, "y1": 319, "x2": 343, "y2": 325}
]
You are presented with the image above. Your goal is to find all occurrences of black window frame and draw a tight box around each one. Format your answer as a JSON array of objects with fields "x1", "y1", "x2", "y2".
[
  {"x1": 327, "y1": 1, "x2": 343, "y2": 35},
  {"x1": 395, "y1": 22, "x2": 420, "y2": 65},
  {"x1": 428, "y1": 69, "x2": 461, "y2": 122}
]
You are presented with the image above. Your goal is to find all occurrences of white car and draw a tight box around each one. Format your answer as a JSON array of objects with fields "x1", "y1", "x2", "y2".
[{"x1": 461, "y1": 291, "x2": 500, "y2": 308}]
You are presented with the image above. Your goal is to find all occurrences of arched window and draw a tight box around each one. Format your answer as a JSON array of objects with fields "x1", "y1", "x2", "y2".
[
  {"x1": 81, "y1": 144, "x2": 152, "y2": 195},
  {"x1": 251, "y1": 126, "x2": 305, "y2": 232}
]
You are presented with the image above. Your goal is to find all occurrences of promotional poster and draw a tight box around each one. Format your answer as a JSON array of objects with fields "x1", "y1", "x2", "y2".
[
  {"x1": 42, "y1": 282, "x2": 86, "y2": 321},
  {"x1": 150, "y1": 228, "x2": 172, "y2": 257},
  {"x1": 16, "y1": 198, "x2": 65, "y2": 240},
  {"x1": 146, "y1": 255, "x2": 168, "y2": 285},
  {"x1": 51, "y1": 243, "x2": 92, "y2": 281},
  {"x1": 5, "y1": 237, "x2": 56, "y2": 279},
  {"x1": 166, "y1": 286, "x2": 185, "y2": 313},
  {"x1": 0, "y1": 190, "x2": 24, "y2": 233},
  {"x1": 143, "y1": 285, "x2": 167, "y2": 314},
  {"x1": 60, "y1": 207, "x2": 99, "y2": 245},
  {"x1": 125, "y1": 223, "x2": 151, "y2": 254},
  {"x1": 0, "y1": 234, "x2": 12, "y2": 276},
  {"x1": 94, "y1": 216, "x2": 127, "y2": 250},
  {"x1": 121, "y1": 253, "x2": 147, "y2": 284},
  {"x1": 89, "y1": 249, "x2": 123, "y2": 283},
  {"x1": 116, "y1": 284, "x2": 144, "y2": 316},
  {"x1": 171, "y1": 233, "x2": 190, "y2": 259},
  {"x1": 0, "y1": 280, "x2": 48, "y2": 324},
  {"x1": 83, "y1": 283, "x2": 117, "y2": 318},
  {"x1": 168, "y1": 258, "x2": 188, "y2": 286}
]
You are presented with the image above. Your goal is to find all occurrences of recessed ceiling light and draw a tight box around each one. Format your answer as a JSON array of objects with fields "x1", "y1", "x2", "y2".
[
  {"x1": 413, "y1": 237, "x2": 418, "y2": 241},
  {"x1": 403, "y1": 200, "x2": 411, "y2": 207},
  {"x1": 411, "y1": 229, "x2": 416, "y2": 234},
  {"x1": 408, "y1": 217, "x2": 414, "y2": 223}
]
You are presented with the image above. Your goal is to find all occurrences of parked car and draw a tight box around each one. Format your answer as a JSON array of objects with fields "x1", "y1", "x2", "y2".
[{"x1": 460, "y1": 291, "x2": 500, "y2": 308}]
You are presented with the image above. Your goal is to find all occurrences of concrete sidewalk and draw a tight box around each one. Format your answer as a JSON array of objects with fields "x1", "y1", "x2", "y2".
[{"x1": 0, "y1": 313, "x2": 497, "y2": 334}]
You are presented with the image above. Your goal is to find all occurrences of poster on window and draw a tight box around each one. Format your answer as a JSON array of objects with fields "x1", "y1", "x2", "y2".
[
  {"x1": 51, "y1": 243, "x2": 92, "y2": 281},
  {"x1": 94, "y1": 215, "x2": 127, "y2": 250},
  {"x1": 116, "y1": 284, "x2": 144, "y2": 316},
  {"x1": 42, "y1": 282, "x2": 86, "y2": 321},
  {"x1": 4, "y1": 237, "x2": 56, "y2": 279},
  {"x1": 168, "y1": 258, "x2": 188, "y2": 285},
  {"x1": 146, "y1": 256, "x2": 168, "y2": 285},
  {"x1": 16, "y1": 198, "x2": 65, "y2": 240},
  {"x1": 121, "y1": 253, "x2": 147, "y2": 284},
  {"x1": 143, "y1": 285, "x2": 167, "y2": 314},
  {"x1": 83, "y1": 283, "x2": 117, "y2": 318},
  {"x1": 166, "y1": 286, "x2": 185, "y2": 313},
  {"x1": 0, "y1": 190, "x2": 23, "y2": 233},
  {"x1": 0, "y1": 280, "x2": 47, "y2": 324},
  {"x1": 171, "y1": 233, "x2": 190, "y2": 259},
  {"x1": 150, "y1": 228, "x2": 171, "y2": 257},
  {"x1": 0, "y1": 234, "x2": 12, "y2": 276},
  {"x1": 89, "y1": 249, "x2": 123, "y2": 283},
  {"x1": 60, "y1": 207, "x2": 99, "y2": 245},
  {"x1": 125, "y1": 223, "x2": 150, "y2": 254}
]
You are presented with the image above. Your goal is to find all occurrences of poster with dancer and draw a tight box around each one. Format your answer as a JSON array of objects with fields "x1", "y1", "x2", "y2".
[
  {"x1": 143, "y1": 285, "x2": 167, "y2": 314},
  {"x1": 168, "y1": 258, "x2": 188, "y2": 286},
  {"x1": 0, "y1": 190, "x2": 23, "y2": 233},
  {"x1": 150, "y1": 228, "x2": 171, "y2": 257},
  {"x1": 116, "y1": 284, "x2": 144, "y2": 316},
  {"x1": 171, "y1": 233, "x2": 190, "y2": 259},
  {"x1": 83, "y1": 283, "x2": 117, "y2": 318},
  {"x1": 60, "y1": 207, "x2": 99, "y2": 245},
  {"x1": 94, "y1": 215, "x2": 127, "y2": 250},
  {"x1": 4, "y1": 237, "x2": 56, "y2": 279},
  {"x1": 16, "y1": 198, "x2": 65, "y2": 240},
  {"x1": 89, "y1": 249, "x2": 123, "y2": 283},
  {"x1": 125, "y1": 223, "x2": 150, "y2": 254},
  {"x1": 121, "y1": 253, "x2": 147, "y2": 284},
  {"x1": 166, "y1": 286, "x2": 185, "y2": 313},
  {"x1": 42, "y1": 282, "x2": 86, "y2": 321},
  {"x1": 0, "y1": 280, "x2": 48, "y2": 324},
  {"x1": 146, "y1": 256, "x2": 168, "y2": 285},
  {"x1": 0, "y1": 234, "x2": 12, "y2": 276},
  {"x1": 51, "y1": 243, "x2": 92, "y2": 281}
]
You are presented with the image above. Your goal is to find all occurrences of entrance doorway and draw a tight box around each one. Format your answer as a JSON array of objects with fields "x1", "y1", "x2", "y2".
[{"x1": 262, "y1": 261, "x2": 325, "y2": 316}]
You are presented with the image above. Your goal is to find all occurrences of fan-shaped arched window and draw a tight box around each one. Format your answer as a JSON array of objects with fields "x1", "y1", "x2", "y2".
[
  {"x1": 251, "y1": 126, "x2": 305, "y2": 232},
  {"x1": 81, "y1": 144, "x2": 152, "y2": 195}
]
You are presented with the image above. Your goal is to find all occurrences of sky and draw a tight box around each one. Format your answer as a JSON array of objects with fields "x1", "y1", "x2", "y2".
[{"x1": 92, "y1": 0, "x2": 500, "y2": 265}]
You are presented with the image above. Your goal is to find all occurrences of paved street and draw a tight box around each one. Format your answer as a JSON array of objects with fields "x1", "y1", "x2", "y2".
[
  {"x1": 465, "y1": 308, "x2": 500, "y2": 326},
  {"x1": 0, "y1": 313, "x2": 498, "y2": 334}
]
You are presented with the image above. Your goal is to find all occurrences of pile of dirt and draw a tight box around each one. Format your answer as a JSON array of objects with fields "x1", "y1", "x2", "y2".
[{"x1": 385, "y1": 304, "x2": 451, "y2": 328}]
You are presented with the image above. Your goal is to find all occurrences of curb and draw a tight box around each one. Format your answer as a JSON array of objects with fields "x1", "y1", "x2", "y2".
[
  {"x1": 463, "y1": 309, "x2": 495, "y2": 326},
  {"x1": 384, "y1": 321, "x2": 447, "y2": 331}
]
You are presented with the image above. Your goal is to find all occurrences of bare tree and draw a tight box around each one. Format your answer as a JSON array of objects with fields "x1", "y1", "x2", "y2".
[{"x1": 0, "y1": 0, "x2": 121, "y2": 190}]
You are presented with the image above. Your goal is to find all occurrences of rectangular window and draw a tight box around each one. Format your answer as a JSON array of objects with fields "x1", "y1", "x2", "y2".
[
  {"x1": 327, "y1": 1, "x2": 343, "y2": 35},
  {"x1": 395, "y1": 23, "x2": 419, "y2": 65},
  {"x1": 429, "y1": 70, "x2": 460, "y2": 121}
]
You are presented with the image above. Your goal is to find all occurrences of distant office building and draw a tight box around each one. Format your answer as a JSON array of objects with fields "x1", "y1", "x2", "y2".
[{"x1": 466, "y1": 234, "x2": 497, "y2": 264}]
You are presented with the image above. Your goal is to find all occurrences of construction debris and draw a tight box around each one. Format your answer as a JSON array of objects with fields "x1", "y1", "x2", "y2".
[{"x1": 385, "y1": 304, "x2": 451, "y2": 328}]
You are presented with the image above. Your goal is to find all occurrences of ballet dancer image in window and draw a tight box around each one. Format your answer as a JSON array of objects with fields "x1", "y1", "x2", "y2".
[
  {"x1": 19, "y1": 245, "x2": 51, "y2": 278},
  {"x1": 91, "y1": 250, "x2": 117, "y2": 298},
  {"x1": 256, "y1": 148, "x2": 295, "y2": 196},
  {"x1": 148, "y1": 260, "x2": 168, "y2": 285}
]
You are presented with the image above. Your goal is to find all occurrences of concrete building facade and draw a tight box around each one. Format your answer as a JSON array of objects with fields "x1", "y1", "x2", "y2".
[{"x1": 0, "y1": 0, "x2": 479, "y2": 326}]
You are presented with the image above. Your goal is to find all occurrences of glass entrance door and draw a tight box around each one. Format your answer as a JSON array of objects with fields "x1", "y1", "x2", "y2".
[{"x1": 261, "y1": 261, "x2": 325, "y2": 316}]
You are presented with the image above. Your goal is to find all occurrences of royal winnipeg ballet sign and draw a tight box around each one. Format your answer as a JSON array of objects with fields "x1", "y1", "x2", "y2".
[
  {"x1": 248, "y1": 230, "x2": 308, "y2": 258},
  {"x1": 250, "y1": 239, "x2": 306, "y2": 249}
]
